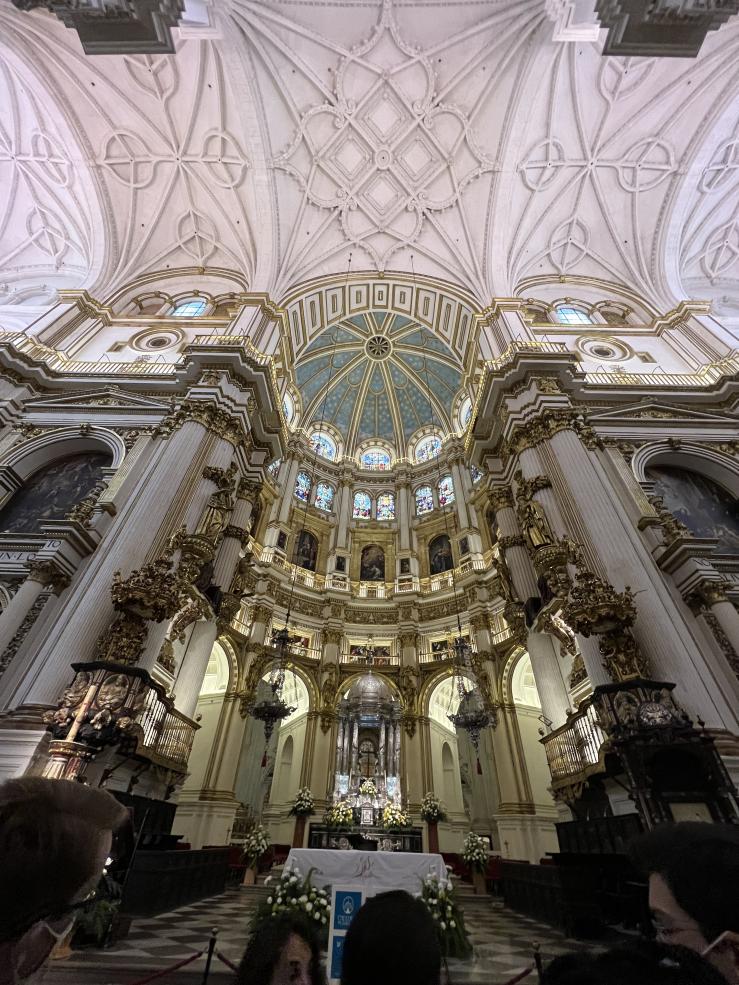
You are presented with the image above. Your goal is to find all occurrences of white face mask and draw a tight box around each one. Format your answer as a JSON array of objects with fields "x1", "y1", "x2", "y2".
[{"x1": 0, "y1": 916, "x2": 75, "y2": 985}]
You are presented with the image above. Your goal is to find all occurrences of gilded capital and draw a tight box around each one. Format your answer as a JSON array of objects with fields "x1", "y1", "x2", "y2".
[
  {"x1": 489, "y1": 486, "x2": 514, "y2": 511},
  {"x1": 26, "y1": 559, "x2": 71, "y2": 593},
  {"x1": 238, "y1": 479, "x2": 263, "y2": 503},
  {"x1": 322, "y1": 628, "x2": 344, "y2": 647},
  {"x1": 250, "y1": 603, "x2": 273, "y2": 625},
  {"x1": 498, "y1": 534, "x2": 526, "y2": 551}
]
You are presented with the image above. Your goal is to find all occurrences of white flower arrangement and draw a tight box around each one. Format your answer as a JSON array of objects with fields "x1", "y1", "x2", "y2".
[
  {"x1": 358, "y1": 779, "x2": 377, "y2": 798},
  {"x1": 382, "y1": 803, "x2": 409, "y2": 830},
  {"x1": 253, "y1": 868, "x2": 331, "y2": 942},
  {"x1": 420, "y1": 792, "x2": 446, "y2": 824},
  {"x1": 462, "y1": 831, "x2": 488, "y2": 873},
  {"x1": 326, "y1": 800, "x2": 354, "y2": 828},
  {"x1": 419, "y1": 872, "x2": 471, "y2": 958},
  {"x1": 243, "y1": 823, "x2": 270, "y2": 868},
  {"x1": 290, "y1": 786, "x2": 315, "y2": 816}
]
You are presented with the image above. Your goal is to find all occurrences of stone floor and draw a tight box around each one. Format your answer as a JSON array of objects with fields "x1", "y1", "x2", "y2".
[{"x1": 42, "y1": 880, "x2": 602, "y2": 985}]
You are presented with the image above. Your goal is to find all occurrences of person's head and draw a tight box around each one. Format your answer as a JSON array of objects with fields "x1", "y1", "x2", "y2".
[
  {"x1": 341, "y1": 891, "x2": 441, "y2": 985},
  {"x1": 237, "y1": 913, "x2": 324, "y2": 985},
  {"x1": 0, "y1": 777, "x2": 129, "y2": 942},
  {"x1": 542, "y1": 940, "x2": 731, "y2": 985},
  {"x1": 630, "y1": 822, "x2": 739, "y2": 984}
]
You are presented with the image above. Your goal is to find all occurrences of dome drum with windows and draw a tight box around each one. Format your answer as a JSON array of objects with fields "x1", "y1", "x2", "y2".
[{"x1": 294, "y1": 311, "x2": 473, "y2": 463}]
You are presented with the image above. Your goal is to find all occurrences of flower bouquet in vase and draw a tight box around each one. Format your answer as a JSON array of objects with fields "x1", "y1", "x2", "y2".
[
  {"x1": 420, "y1": 792, "x2": 446, "y2": 853},
  {"x1": 358, "y1": 779, "x2": 377, "y2": 799},
  {"x1": 382, "y1": 803, "x2": 409, "y2": 831},
  {"x1": 251, "y1": 868, "x2": 332, "y2": 945},
  {"x1": 419, "y1": 871, "x2": 472, "y2": 958},
  {"x1": 462, "y1": 831, "x2": 488, "y2": 895},
  {"x1": 242, "y1": 823, "x2": 270, "y2": 885},
  {"x1": 326, "y1": 800, "x2": 354, "y2": 829},
  {"x1": 289, "y1": 787, "x2": 315, "y2": 847}
]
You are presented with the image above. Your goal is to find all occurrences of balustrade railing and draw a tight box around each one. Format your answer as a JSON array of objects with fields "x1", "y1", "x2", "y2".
[
  {"x1": 540, "y1": 697, "x2": 606, "y2": 785},
  {"x1": 135, "y1": 683, "x2": 198, "y2": 769},
  {"x1": 339, "y1": 652, "x2": 400, "y2": 666}
]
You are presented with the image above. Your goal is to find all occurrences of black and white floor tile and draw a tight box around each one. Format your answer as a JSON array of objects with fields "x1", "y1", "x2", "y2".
[{"x1": 43, "y1": 884, "x2": 599, "y2": 985}]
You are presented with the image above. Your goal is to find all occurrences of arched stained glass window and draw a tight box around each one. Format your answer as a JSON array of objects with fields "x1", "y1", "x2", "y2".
[
  {"x1": 438, "y1": 475, "x2": 455, "y2": 506},
  {"x1": 415, "y1": 486, "x2": 433, "y2": 516},
  {"x1": 171, "y1": 298, "x2": 207, "y2": 317},
  {"x1": 295, "y1": 471, "x2": 311, "y2": 502},
  {"x1": 376, "y1": 493, "x2": 395, "y2": 520},
  {"x1": 315, "y1": 482, "x2": 334, "y2": 512},
  {"x1": 361, "y1": 448, "x2": 392, "y2": 471},
  {"x1": 555, "y1": 306, "x2": 591, "y2": 325},
  {"x1": 310, "y1": 432, "x2": 336, "y2": 460},
  {"x1": 461, "y1": 399, "x2": 472, "y2": 428},
  {"x1": 283, "y1": 392, "x2": 294, "y2": 424},
  {"x1": 353, "y1": 492, "x2": 372, "y2": 520},
  {"x1": 470, "y1": 465, "x2": 483, "y2": 483},
  {"x1": 267, "y1": 459, "x2": 281, "y2": 480},
  {"x1": 415, "y1": 435, "x2": 442, "y2": 463}
]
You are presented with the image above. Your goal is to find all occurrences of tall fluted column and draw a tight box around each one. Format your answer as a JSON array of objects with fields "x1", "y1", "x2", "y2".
[
  {"x1": 388, "y1": 723, "x2": 396, "y2": 775},
  {"x1": 688, "y1": 583, "x2": 739, "y2": 673},
  {"x1": 335, "y1": 476, "x2": 352, "y2": 552},
  {"x1": 394, "y1": 722, "x2": 401, "y2": 775},
  {"x1": 491, "y1": 487, "x2": 538, "y2": 600},
  {"x1": 350, "y1": 717, "x2": 359, "y2": 774},
  {"x1": 3, "y1": 413, "x2": 220, "y2": 709},
  {"x1": 450, "y1": 459, "x2": 470, "y2": 531},
  {"x1": 378, "y1": 717, "x2": 386, "y2": 774},
  {"x1": 342, "y1": 716, "x2": 351, "y2": 773},
  {"x1": 525, "y1": 631, "x2": 571, "y2": 728},
  {"x1": 396, "y1": 475, "x2": 411, "y2": 552},
  {"x1": 0, "y1": 561, "x2": 69, "y2": 662},
  {"x1": 278, "y1": 456, "x2": 301, "y2": 525},
  {"x1": 542, "y1": 424, "x2": 736, "y2": 726},
  {"x1": 336, "y1": 719, "x2": 345, "y2": 774}
]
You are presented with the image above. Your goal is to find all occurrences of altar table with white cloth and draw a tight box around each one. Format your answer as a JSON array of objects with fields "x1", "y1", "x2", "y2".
[{"x1": 284, "y1": 848, "x2": 447, "y2": 893}]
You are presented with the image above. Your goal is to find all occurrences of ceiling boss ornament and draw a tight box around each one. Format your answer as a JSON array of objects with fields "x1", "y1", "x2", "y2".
[{"x1": 273, "y1": 0, "x2": 494, "y2": 272}]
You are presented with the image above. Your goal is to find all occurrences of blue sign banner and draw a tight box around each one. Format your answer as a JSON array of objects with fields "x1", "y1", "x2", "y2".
[
  {"x1": 330, "y1": 933, "x2": 345, "y2": 981},
  {"x1": 333, "y1": 889, "x2": 363, "y2": 931}
]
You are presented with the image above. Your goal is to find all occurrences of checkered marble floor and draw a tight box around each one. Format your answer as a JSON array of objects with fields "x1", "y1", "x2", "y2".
[{"x1": 43, "y1": 884, "x2": 598, "y2": 985}]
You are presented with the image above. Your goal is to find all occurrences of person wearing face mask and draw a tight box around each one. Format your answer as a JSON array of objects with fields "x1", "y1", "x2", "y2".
[
  {"x1": 0, "y1": 777, "x2": 129, "y2": 984},
  {"x1": 630, "y1": 822, "x2": 739, "y2": 985},
  {"x1": 237, "y1": 913, "x2": 325, "y2": 985}
]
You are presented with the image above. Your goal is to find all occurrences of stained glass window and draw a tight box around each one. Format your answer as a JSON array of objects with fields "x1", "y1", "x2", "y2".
[
  {"x1": 415, "y1": 486, "x2": 433, "y2": 515},
  {"x1": 171, "y1": 298, "x2": 207, "y2": 317},
  {"x1": 283, "y1": 392, "x2": 294, "y2": 424},
  {"x1": 315, "y1": 482, "x2": 334, "y2": 512},
  {"x1": 353, "y1": 492, "x2": 372, "y2": 519},
  {"x1": 438, "y1": 475, "x2": 455, "y2": 506},
  {"x1": 461, "y1": 400, "x2": 472, "y2": 428},
  {"x1": 415, "y1": 435, "x2": 442, "y2": 462},
  {"x1": 295, "y1": 471, "x2": 311, "y2": 502},
  {"x1": 555, "y1": 306, "x2": 591, "y2": 325},
  {"x1": 361, "y1": 448, "x2": 392, "y2": 471},
  {"x1": 267, "y1": 459, "x2": 281, "y2": 479},
  {"x1": 376, "y1": 493, "x2": 395, "y2": 520},
  {"x1": 470, "y1": 465, "x2": 483, "y2": 483},
  {"x1": 310, "y1": 432, "x2": 336, "y2": 460}
]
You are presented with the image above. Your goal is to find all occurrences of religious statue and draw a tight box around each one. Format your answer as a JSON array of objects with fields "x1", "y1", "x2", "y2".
[
  {"x1": 197, "y1": 463, "x2": 238, "y2": 544},
  {"x1": 518, "y1": 499, "x2": 555, "y2": 550}
]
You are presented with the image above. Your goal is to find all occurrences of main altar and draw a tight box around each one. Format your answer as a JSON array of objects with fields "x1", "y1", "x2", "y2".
[{"x1": 285, "y1": 848, "x2": 446, "y2": 893}]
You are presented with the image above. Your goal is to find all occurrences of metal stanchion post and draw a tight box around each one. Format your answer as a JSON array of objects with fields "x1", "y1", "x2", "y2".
[{"x1": 202, "y1": 928, "x2": 218, "y2": 985}]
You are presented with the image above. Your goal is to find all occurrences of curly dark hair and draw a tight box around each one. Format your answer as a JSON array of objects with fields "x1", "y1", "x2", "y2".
[
  {"x1": 542, "y1": 940, "x2": 731, "y2": 985},
  {"x1": 629, "y1": 822, "x2": 739, "y2": 943},
  {"x1": 236, "y1": 912, "x2": 325, "y2": 985}
]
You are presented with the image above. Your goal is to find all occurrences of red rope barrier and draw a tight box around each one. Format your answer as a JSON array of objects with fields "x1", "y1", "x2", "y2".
[
  {"x1": 125, "y1": 949, "x2": 204, "y2": 985},
  {"x1": 501, "y1": 965, "x2": 535, "y2": 985},
  {"x1": 216, "y1": 950, "x2": 239, "y2": 971}
]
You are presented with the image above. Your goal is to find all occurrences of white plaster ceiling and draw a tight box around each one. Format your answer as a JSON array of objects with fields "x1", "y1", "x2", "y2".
[{"x1": 1, "y1": 0, "x2": 739, "y2": 314}]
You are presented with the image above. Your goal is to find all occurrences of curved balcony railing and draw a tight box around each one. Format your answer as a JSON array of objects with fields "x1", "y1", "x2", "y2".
[
  {"x1": 134, "y1": 680, "x2": 199, "y2": 770},
  {"x1": 540, "y1": 697, "x2": 607, "y2": 787}
]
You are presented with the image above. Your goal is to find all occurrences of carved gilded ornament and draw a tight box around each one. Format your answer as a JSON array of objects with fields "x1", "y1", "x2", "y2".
[
  {"x1": 498, "y1": 534, "x2": 526, "y2": 551},
  {"x1": 250, "y1": 603, "x2": 274, "y2": 626},
  {"x1": 224, "y1": 524, "x2": 250, "y2": 546},
  {"x1": 155, "y1": 400, "x2": 245, "y2": 446},
  {"x1": 402, "y1": 713, "x2": 417, "y2": 738},
  {"x1": 648, "y1": 495, "x2": 692, "y2": 545},
  {"x1": 65, "y1": 480, "x2": 108, "y2": 528},
  {"x1": 513, "y1": 471, "x2": 552, "y2": 501},
  {"x1": 238, "y1": 479, "x2": 263, "y2": 503},
  {"x1": 398, "y1": 666, "x2": 417, "y2": 713},
  {"x1": 702, "y1": 612, "x2": 739, "y2": 676},
  {"x1": 322, "y1": 628, "x2": 344, "y2": 647},
  {"x1": 489, "y1": 487, "x2": 514, "y2": 511},
  {"x1": 568, "y1": 652, "x2": 588, "y2": 688},
  {"x1": 398, "y1": 631, "x2": 419, "y2": 650},
  {"x1": 562, "y1": 568, "x2": 649, "y2": 682},
  {"x1": 26, "y1": 559, "x2": 71, "y2": 593},
  {"x1": 687, "y1": 581, "x2": 730, "y2": 611}
]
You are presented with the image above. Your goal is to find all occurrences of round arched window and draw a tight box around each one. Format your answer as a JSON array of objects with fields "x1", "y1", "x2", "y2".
[
  {"x1": 310, "y1": 432, "x2": 336, "y2": 460},
  {"x1": 415, "y1": 435, "x2": 442, "y2": 463},
  {"x1": 170, "y1": 298, "x2": 208, "y2": 317}
]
